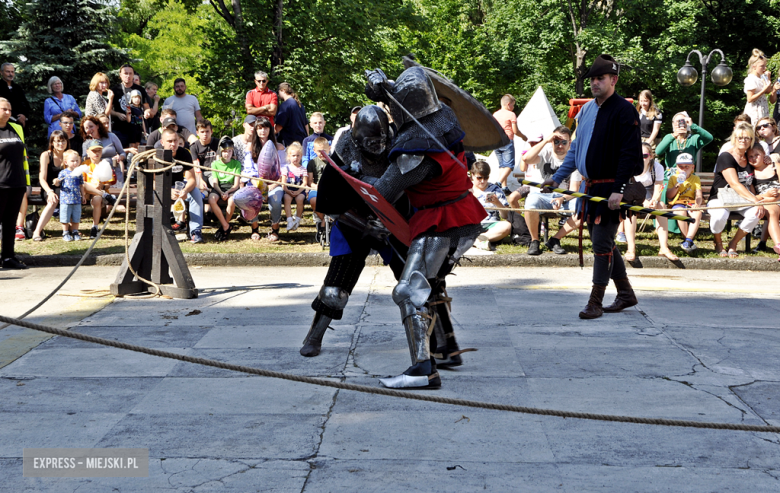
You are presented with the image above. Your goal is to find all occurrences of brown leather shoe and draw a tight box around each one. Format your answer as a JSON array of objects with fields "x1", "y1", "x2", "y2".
[
  {"x1": 603, "y1": 278, "x2": 638, "y2": 313},
  {"x1": 579, "y1": 284, "x2": 606, "y2": 319}
]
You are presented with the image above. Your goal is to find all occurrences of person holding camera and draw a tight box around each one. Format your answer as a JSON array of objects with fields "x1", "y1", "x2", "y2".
[
  {"x1": 744, "y1": 49, "x2": 779, "y2": 125},
  {"x1": 655, "y1": 112, "x2": 713, "y2": 170}
]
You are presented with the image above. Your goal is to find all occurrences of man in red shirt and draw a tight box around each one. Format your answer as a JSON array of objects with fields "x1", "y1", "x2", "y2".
[{"x1": 245, "y1": 71, "x2": 278, "y2": 126}]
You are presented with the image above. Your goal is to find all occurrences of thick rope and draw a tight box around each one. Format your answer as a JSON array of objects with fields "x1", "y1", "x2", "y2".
[{"x1": 1, "y1": 314, "x2": 778, "y2": 434}]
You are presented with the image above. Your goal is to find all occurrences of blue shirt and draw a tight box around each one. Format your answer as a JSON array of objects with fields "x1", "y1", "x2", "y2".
[
  {"x1": 301, "y1": 132, "x2": 333, "y2": 168},
  {"x1": 275, "y1": 98, "x2": 308, "y2": 147},
  {"x1": 57, "y1": 169, "x2": 83, "y2": 205},
  {"x1": 44, "y1": 94, "x2": 83, "y2": 138}
]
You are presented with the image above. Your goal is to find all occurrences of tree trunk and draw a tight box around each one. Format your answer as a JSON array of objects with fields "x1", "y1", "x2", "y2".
[
  {"x1": 271, "y1": 0, "x2": 284, "y2": 75},
  {"x1": 574, "y1": 43, "x2": 588, "y2": 97},
  {"x1": 231, "y1": 0, "x2": 254, "y2": 82}
]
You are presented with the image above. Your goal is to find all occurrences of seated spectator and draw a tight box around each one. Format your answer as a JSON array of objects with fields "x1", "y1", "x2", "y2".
[
  {"x1": 246, "y1": 116, "x2": 285, "y2": 241},
  {"x1": 755, "y1": 152, "x2": 780, "y2": 253},
  {"x1": 656, "y1": 112, "x2": 713, "y2": 169},
  {"x1": 748, "y1": 143, "x2": 780, "y2": 259},
  {"x1": 232, "y1": 115, "x2": 256, "y2": 167},
  {"x1": 505, "y1": 132, "x2": 544, "y2": 209},
  {"x1": 301, "y1": 112, "x2": 332, "y2": 168},
  {"x1": 44, "y1": 76, "x2": 83, "y2": 138},
  {"x1": 755, "y1": 116, "x2": 780, "y2": 155},
  {"x1": 80, "y1": 115, "x2": 126, "y2": 183},
  {"x1": 521, "y1": 126, "x2": 581, "y2": 255},
  {"x1": 52, "y1": 150, "x2": 85, "y2": 241},
  {"x1": 160, "y1": 128, "x2": 203, "y2": 243},
  {"x1": 666, "y1": 152, "x2": 704, "y2": 253},
  {"x1": 190, "y1": 119, "x2": 219, "y2": 204},
  {"x1": 81, "y1": 139, "x2": 118, "y2": 239},
  {"x1": 85, "y1": 72, "x2": 113, "y2": 118},
  {"x1": 282, "y1": 142, "x2": 307, "y2": 231},
  {"x1": 208, "y1": 138, "x2": 241, "y2": 241},
  {"x1": 306, "y1": 138, "x2": 330, "y2": 241},
  {"x1": 331, "y1": 106, "x2": 360, "y2": 150},
  {"x1": 720, "y1": 114, "x2": 753, "y2": 155},
  {"x1": 31, "y1": 131, "x2": 69, "y2": 241},
  {"x1": 274, "y1": 82, "x2": 309, "y2": 147},
  {"x1": 145, "y1": 109, "x2": 197, "y2": 148},
  {"x1": 619, "y1": 142, "x2": 673, "y2": 260},
  {"x1": 470, "y1": 160, "x2": 511, "y2": 251},
  {"x1": 708, "y1": 122, "x2": 766, "y2": 258},
  {"x1": 59, "y1": 111, "x2": 82, "y2": 155}
]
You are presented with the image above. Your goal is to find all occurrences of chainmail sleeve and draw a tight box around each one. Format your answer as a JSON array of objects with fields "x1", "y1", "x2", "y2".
[{"x1": 374, "y1": 158, "x2": 440, "y2": 204}]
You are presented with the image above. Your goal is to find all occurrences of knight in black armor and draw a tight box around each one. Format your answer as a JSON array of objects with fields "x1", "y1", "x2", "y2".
[{"x1": 364, "y1": 66, "x2": 487, "y2": 389}]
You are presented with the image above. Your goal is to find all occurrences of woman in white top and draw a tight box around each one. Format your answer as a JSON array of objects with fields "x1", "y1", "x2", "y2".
[
  {"x1": 619, "y1": 142, "x2": 672, "y2": 261},
  {"x1": 84, "y1": 73, "x2": 113, "y2": 118},
  {"x1": 743, "y1": 49, "x2": 779, "y2": 124}
]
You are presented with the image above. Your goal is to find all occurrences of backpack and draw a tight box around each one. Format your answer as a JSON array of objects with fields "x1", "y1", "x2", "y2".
[{"x1": 507, "y1": 211, "x2": 532, "y2": 246}]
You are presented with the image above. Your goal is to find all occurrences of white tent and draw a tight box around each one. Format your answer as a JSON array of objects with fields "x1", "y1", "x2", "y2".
[{"x1": 485, "y1": 86, "x2": 562, "y2": 190}]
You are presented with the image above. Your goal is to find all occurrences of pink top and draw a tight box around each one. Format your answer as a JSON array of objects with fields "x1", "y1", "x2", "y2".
[{"x1": 492, "y1": 108, "x2": 517, "y2": 140}]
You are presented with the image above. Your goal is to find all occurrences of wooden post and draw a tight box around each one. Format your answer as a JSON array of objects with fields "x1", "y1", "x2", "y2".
[{"x1": 110, "y1": 147, "x2": 198, "y2": 299}]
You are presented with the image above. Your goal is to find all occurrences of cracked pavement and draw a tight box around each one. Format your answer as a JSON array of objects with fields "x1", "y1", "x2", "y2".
[{"x1": 1, "y1": 265, "x2": 780, "y2": 491}]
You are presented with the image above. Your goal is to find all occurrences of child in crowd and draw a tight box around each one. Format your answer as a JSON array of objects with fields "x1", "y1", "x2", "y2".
[
  {"x1": 283, "y1": 142, "x2": 307, "y2": 231},
  {"x1": 666, "y1": 153, "x2": 703, "y2": 253},
  {"x1": 208, "y1": 138, "x2": 242, "y2": 241},
  {"x1": 126, "y1": 90, "x2": 146, "y2": 148},
  {"x1": 470, "y1": 160, "x2": 511, "y2": 251},
  {"x1": 307, "y1": 137, "x2": 330, "y2": 241},
  {"x1": 53, "y1": 150, "x2": 85, "y2": 242},
  {"x1": 301, "y1": 112, "x2": 332, "y2": 168},
  {"x1": 82, "y1": 139, "x2": 118, "y2": 239}
]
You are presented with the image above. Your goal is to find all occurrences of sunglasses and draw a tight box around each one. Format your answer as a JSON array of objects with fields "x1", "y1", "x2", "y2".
[
  {"x1": 553, "y1": 139, "x2": 568, "y2": 146},
  {"x1": 474, "y1": 175, "x2": 489, "y2": 181},
  {"x1": 642, "y1": 153, "x2": 650, "y2": 158},
  {"x1": 756, "y1": 123, "x2": 773, "y2": 130},
  {"x1": 255, "y1": 79, "x2": 267, "y2": 83}
]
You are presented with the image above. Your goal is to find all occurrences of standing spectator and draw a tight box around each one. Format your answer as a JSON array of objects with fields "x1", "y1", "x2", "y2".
[
  {"x1": 110, "y1": 64, "x2": 151, "y2": 147},
  {"x1": 282, "y1": 141, "x2": 307, "y2": 231},
  {"x1": 521, "y1": 126, "x2": 581, "y2": 255},
  {"x1": 145, "y1": 110, "x2": 197, "y2": 149},
  {"x1": 85, "y1": 72, "x2": 113, "y2": 118},
  {"x1": 133, "y1": 74, "x2": 141, "y2": 86},
  {"x1": 655, "y1": 112, "x2": 713, "y2": 169},
  {"x1": 666, "y1": 153, "x2": 704, "y2": 254},
  {"x1": 0, "y1": 63, "x2": 30, "y2": 127},
  {"x1": 53, "y1": 150, "x2": 85, "y2": 242},
  {"x1": 544, "y1": 54, "x2": 644, "y2": 319},
  {"x1": 246, "y1": 116, "x2": 285, "y2": 241},
  {"x1": 636, "y1": 90, "x2": 662, "y2": 145},
  {"x1": 162, "y1": 78, "x2": 202, "y2": 135},
  {"x1": 144, "y1": 82, "x2": 161, "y2": 133},
  {"x1": 720, "y1": 114, "x2": 753, "y2": 154},
  {"x1": 31, "y1": 131, "x2": 68, "y2": 241},
  {"x1": 80, "y1": 115, "x2": 126, "y2": 182},
  {"x1": 755, "y1": 117, "x2": 780, "y2": 155},
  {"x1": 245, "y1": 71, "x2": 278, "y2": 126},
  {"x1": 0, "y1": 97, "x2": 30, "y2": 269},
  {"x1": 274, "y1": 82, "x2": 308, "y2": 146},
  {"x1": 59, "y1": 111, "x2": 82, "y2": 153},
  {"x1": 161, "y1": 128, "x2": 204, "y2": 243},
  {"x1": 43, "y1": 76, "x2": 83, "y2": 138},
  {"x1": 743, "y1": 49, "x2": 779, "y2": 125},
  {"x1": 492, "y1": 94, "x2": 527, "y2": 194},
  {"x1": 331, "y1": 106, "x2": 361, "y2": 150},
  {"x1": 125, "y1": 90, "x2": 146, "y2": 148},
  {"x1": 301, "y1": 112, "x2": 332, "y2": 168},
  {"x1": 470, "y1": 160, "x2": 511, "y2": 251},
  {"x1": 707, "y1": 123, "x2": 765, "y2": 258}
]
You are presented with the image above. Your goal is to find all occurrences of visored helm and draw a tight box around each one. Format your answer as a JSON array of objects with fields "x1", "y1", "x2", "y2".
[
  {"x1": 387, "y1": 66, "x2": 441, "y2": 129},
  {"x1": 351, "y1": 105, "x2": 394, "y2": 157}
]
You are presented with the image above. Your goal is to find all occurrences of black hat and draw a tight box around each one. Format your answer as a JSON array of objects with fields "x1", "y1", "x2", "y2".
[{"x1": 583, "y1": 54, "x2": 620, "y2": 78}]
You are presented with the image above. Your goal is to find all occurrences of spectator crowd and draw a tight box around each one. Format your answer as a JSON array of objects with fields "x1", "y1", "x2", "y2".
[{"x1": 2, "y1": 46, "x2": 780, "y2": 270}]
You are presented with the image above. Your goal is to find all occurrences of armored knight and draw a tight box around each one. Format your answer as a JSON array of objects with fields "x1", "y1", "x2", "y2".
[{"x1": 364, "y1": 66, "x2": 486, "y2": 389}]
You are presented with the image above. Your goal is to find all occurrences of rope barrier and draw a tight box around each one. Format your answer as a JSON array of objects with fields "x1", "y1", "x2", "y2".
[{"x1": 1, "y1": 313, "x2": 778, "y2": 433}]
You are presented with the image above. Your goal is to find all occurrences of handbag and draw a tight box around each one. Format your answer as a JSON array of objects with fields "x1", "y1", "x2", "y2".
[
  {"x1": 24, "y1": 210, "x2": 40, "y2": 239},
  {"x1": 717, "y1": 185, "x2": 753, "y2": 206}
]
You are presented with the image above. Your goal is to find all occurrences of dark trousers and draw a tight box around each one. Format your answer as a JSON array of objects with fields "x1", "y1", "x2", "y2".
[
  {"x1": 1, "y1": 187, "x2": 26, "y2": 260},
  {"x1": 588, "y1": 220, "x2": 627, "y2": 286}
]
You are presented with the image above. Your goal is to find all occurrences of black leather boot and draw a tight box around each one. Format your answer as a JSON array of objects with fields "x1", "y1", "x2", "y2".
[{"x1": 603, "y1": 278, "x2": 638, "y2": 313}]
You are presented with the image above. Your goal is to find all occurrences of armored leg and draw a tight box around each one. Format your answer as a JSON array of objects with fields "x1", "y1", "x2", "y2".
[
  {"x1": 380, "y1": 236, "x2": 449, "y2": 389},
  {"x1": 301, "y1": 286, "x2": 349, "y2": 357}
]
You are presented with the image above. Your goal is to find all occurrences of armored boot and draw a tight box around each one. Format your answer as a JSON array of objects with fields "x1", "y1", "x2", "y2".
[
  {"x1": 579, "y1": 284, "x2": 607, "y2": 319},
  {"x1": 379, "y1": 308, "x2": 441, "y2": 389},
  {"x1": 300, "y1": 312, "x2": 332, "y2": 357},
  {"x1": 603, "y1": 278, "x2": 638, "y2": 313}
]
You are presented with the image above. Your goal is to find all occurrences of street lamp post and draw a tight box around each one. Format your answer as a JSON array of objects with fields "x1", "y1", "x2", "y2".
[{"x1": 677, "y1": 49, "x2": 733, "y2": 172}]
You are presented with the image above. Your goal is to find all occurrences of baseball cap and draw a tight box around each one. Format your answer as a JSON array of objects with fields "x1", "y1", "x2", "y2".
[
  {"x1": 527, "y1": 132, "x2": 544, "y2": 143},
  {"x1": 676, "y1": 153, "x2": 694, "y2": 165},
  {"x1": 243, "y1": 115, "x2": 257, "y2": 125},
  {"x1": 86, "y1": 139, "x2": 103, "y2": 150},
  {"x1": 350, "y1": 106, "x2": 362, "y2": 114},
  {"x1": 162, "y1": 117, "x2": 177, "y2": 128}
]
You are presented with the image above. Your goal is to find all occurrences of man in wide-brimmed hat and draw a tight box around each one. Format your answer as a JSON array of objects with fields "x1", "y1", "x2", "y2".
[{"x1": 542, "y1": 54, "x2": 644, "y2": 319}]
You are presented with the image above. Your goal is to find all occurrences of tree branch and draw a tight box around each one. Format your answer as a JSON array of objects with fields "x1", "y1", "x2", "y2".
[{"x1": 208, "y1": 0, "x2": 234, "y2": 26}]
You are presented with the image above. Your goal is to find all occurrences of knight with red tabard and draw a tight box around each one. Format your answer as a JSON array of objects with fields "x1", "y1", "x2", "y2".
[{"x1": 363, "y1": 66, "x2": 486, "y2": 389}]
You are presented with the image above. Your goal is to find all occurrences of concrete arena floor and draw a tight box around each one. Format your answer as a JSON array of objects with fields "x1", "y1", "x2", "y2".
[{"x1": 1, "y1": 264, "x2": 779, "y2": 492}]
